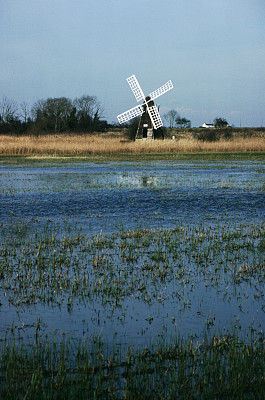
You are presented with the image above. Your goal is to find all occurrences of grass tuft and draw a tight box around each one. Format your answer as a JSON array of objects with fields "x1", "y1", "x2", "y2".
[{"x1": 1, "y1": 333, "x2": 264, "y2": 399}]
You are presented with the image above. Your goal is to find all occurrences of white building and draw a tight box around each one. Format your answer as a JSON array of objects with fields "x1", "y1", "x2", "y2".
[{"x1": 201, "y1": 122, "x2": 214, "y2": 128}]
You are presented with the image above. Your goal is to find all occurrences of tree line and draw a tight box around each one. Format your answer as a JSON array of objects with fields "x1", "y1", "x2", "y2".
[
  {"x1": 0, "y1": 95, "x2": 230, "y2": 135},
  {"x1": 0, "y1": 95, "x2": 107, "y2": 134},
  {"x1": 163, "y1": 109, "x2": 229, "y2": 129},
  {"x1": 163, "y1": 109, "x2": 191, "y2": 128}
]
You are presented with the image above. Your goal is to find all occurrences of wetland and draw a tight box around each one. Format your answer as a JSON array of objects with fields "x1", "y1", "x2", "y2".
[{"x1": 0, "y1": 158, "x2": 264, "y2": 398}]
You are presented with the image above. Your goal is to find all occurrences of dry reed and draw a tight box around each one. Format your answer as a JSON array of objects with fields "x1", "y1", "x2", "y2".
[{"x1": 0, "y1": 134, "x2": 265, "y2": 156}]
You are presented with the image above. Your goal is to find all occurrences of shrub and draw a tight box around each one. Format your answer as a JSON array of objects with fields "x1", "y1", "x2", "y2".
[{"x1": 193, "y1": 129, "x2": 221, "y2": 142}]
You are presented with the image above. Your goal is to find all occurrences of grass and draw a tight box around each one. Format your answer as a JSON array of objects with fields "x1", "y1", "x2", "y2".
[
  {"x1": 1, "y1": 331, "x2": 264, "y2": 399},
  {"x1": 0, "y1": 221, "x2": 265, "y2": 400},
  {"x1": 0, "y1": 133, "x2": 265, "y2": 158},
  {"x1": 1, "y1": 222, "x2": 264, "y2": 309},
  {"x1": 1, "y1": 219, "x2": 264, "y2": 398}
]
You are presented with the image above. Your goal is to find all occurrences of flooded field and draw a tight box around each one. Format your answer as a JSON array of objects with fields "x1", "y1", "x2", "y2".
[{"x1": 0, "y1": 159, "x2": 264, "y2": 398}]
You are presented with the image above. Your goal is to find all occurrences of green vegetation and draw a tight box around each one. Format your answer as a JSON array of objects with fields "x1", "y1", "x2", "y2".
[
  {"x1": 1, "y1": 331, "x2": 264, "y2": 399},
  {"x1": 213, "y1": 117, "x2": 229, "y2": 128},
  {"x1": 1, "y1": 221, "x2": 264, "y2": 309},
  {"x1": 1, "y1": 152, "x2": 265, "y2": 165}
]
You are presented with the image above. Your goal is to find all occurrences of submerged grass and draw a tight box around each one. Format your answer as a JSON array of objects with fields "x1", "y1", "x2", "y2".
[
  {"x1": 1, "y1": 332, "x2": 264, "y2": 399},
  {"x1": 1, "y1": 222, "x2": 264, "y2": 308}
]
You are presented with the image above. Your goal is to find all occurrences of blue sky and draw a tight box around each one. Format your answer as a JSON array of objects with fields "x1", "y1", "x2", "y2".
[{"x1": 1, "y1": 0, "x2": 265, "y2": 127}]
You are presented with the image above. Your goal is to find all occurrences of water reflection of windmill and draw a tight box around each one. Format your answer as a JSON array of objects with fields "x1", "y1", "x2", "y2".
[{"x1": 117, "y1": 75, "x2": 173, "y2": 140}]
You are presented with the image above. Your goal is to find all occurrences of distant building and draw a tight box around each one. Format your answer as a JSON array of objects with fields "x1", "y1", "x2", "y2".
[{"x1": 201, "y1": 122, "x2": 214, "y2": 128}]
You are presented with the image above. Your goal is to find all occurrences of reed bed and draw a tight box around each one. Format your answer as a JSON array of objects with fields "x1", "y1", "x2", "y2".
[{"x1": 1, "y1": 134, "x2": 265, "y2": 156}]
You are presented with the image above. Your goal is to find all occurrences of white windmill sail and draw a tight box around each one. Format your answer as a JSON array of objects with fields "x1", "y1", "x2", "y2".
[
  {"x1": 117, "y1": 75, "x2": 173, "y2": 131},
  {"x1": 149, "y1": 80, "x2": 173, "y2": 101},
  {"x1": 147, "y1": 105, "x2": 163, "y2": 129},
  {"x1": 126, "y1": 75, "x2": 145, "y2": 102},
  {"x1": 117, "y1": 104, "x2": 144, "y2": 124}
]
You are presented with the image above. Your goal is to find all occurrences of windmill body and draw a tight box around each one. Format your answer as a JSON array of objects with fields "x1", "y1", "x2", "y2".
[
  {"x1": 136, "y1": 98, "x2": 154, "y2": 139},
  {"x1": 117, "y1": 75, "x2": 173, "y2": 139}
]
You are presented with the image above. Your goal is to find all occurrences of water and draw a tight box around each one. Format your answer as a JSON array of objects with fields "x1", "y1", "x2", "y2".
[
  {"x1": 0, "y1": 160, "x2": 264, "y2": 347},
  {"x1": 1, "y1": 160, "x2": 264, "y2": 232}
]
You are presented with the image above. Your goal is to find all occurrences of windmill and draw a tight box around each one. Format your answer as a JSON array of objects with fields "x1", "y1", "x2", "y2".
[{"x1": 117, "y1": 75, "x2": 173, "y2": 139}]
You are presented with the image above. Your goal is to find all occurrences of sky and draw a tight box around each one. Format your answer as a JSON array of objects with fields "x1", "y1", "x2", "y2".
[{"x1": 1, "y1": 0, "x2": 265, "y2": 127}]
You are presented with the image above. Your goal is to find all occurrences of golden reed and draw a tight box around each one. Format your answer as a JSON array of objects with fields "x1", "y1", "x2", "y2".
[{"x1": 0, "y1": 134, "x2": 265, "y2": 156}]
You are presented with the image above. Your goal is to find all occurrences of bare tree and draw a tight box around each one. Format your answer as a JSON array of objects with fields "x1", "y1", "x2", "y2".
[
  {"x1": 73, "y1": 95, "x2": 104, "y2": 130},
  {"x1": 31, "y1": 99, "x2": 48, "y2": 131},
  {"x1": 164, "y1": 109, "x2": 191, "y2": 129},
  {"x1": 30, "y1": 95, "x2": 105, "y2": 133},
  {"x1": 45, "y1": 97, "x2": 72, "y2": 132},
  {"x1": 0, "y1": 96, "x2": 18, "y2": 123},
  {"x1": 19, "y1": 101, "x2": 31, "y2": 123},
  {"x1": 31, "y1": 97, "x2": 72, "y2": 132},
  {"x1": 164, "y1": 109, "x2": 180, "y2": 128}
]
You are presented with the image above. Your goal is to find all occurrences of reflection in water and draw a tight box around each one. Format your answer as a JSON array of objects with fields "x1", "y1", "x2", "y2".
[
  {"x1": 142, "y1": 176, "x2": 154, "y2": 187},
  {"x1": 117, "y1": 173, "x2": 159, "y2": 188}
]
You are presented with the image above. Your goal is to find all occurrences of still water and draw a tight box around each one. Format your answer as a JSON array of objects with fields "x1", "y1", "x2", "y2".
[
  {"x1": 1, "y1": 160, "x2": 264, "y2": 231},
  {"x1": 0, "y1": 160, "x2": 264, "y2": 346}
]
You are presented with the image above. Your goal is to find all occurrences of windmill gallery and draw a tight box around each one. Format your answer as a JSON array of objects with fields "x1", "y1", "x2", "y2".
[{"x1": 117, "y1": 75, "x2": 173, "y2": 140}]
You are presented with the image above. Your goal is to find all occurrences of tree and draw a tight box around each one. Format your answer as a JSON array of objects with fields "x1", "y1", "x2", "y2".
[
  {"x1": 31, "y1": 97, "x2": 73, "y2": 132},
  {"x1": 164, "y1": 109, "x2": 191, "y2": 129},
  {"x1": 67, "y1": 107, "x2": 77, "y2": 131},
  {"x1": 0, "y1": 96, "x2": 18, "y2": 124},
  {"x1": 19, "y1": 101, "x2": 31, "y2": 124},
  {"x1": 175, "y1": 116, "x2": 191, "y2": 128},
  {"x1": 214, "y1": 117, "x2": 228, "y2": 128},
  {"x1": 31, "y1": 95, "x2": 104, "y2": 133},
  {"x1": 46, "y1": 97, "x2": 73, "y2": 132},
  {"x1": 127, "y1": 116, "x2": 140, "y2": 140},
  {"x1": 31, "y1": 99, "x2": 47, "y2": 131},
  {"x1": 31, "y1": 99, "x2": 45, "y2": 119},
  {"x1": 73, "y1": 95, "x2": 104, "y2": 131},
  {"x1": 164, "y1": 110, "x2": 180, "y2": 128}
]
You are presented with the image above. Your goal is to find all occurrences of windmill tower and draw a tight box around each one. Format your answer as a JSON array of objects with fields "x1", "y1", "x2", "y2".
[{"x1": 117, "y1": 75, "x2": 173, "y2": 139}]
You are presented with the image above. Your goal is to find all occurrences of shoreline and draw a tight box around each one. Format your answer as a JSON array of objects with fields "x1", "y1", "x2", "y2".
[{"x1": 1, "y1": 152, "x2": 265, "y2": 164}]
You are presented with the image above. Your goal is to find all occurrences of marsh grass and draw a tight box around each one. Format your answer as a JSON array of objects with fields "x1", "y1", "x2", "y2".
[
  {"x1": 1, "y1": 332, "x2": 264, "y2": 399},
  {"x1": 1, "y1": 133, "x2": 265, "y2": 156},
  {"x1": 1, "y1": 222, "x2": 264, "y2": 308}
]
